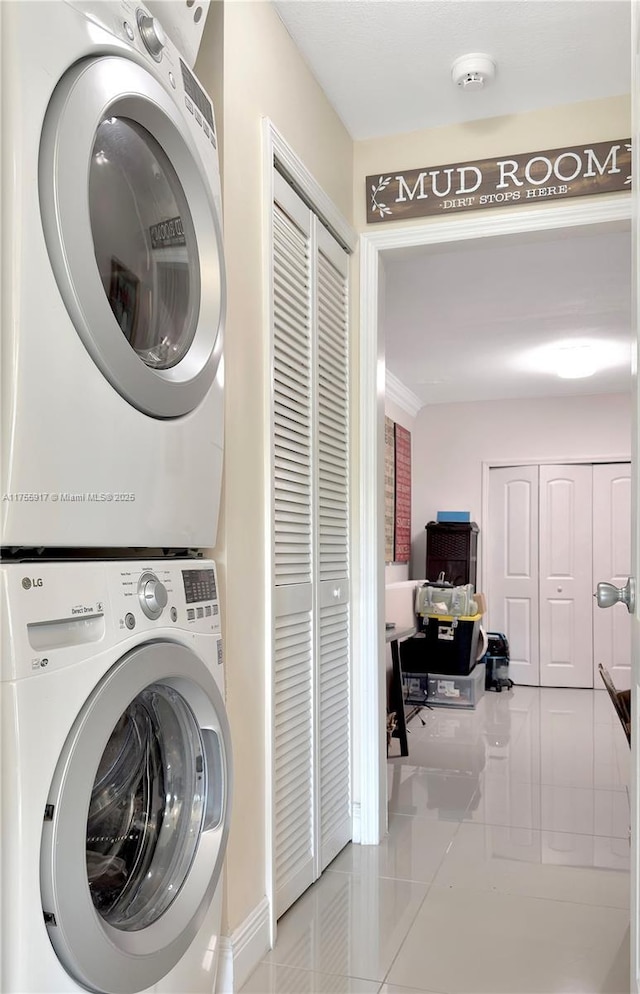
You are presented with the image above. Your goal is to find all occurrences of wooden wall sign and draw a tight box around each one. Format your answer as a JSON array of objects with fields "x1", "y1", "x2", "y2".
[
  {"x1": 384, "y1": 418, "x2": 412, "y2": 564},
  {"x1": 394, "y1": 424, "x2": 411, "y2": 564},
  {"x1": 384, "y1": 416, "x2": 395, "y2": 563},
  {"x1": 366, "y1": 138, "x2": 631, "y2": 224}
]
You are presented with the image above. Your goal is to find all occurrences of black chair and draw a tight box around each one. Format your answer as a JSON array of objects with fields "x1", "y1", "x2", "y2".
[{"x1": 598, "y1": 663, "x2": 631, "y2": 747}]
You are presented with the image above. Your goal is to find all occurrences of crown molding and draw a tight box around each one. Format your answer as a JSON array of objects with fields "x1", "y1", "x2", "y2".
[{"x1": 385, "y1": 370, "x2": 424, "y2": 417}]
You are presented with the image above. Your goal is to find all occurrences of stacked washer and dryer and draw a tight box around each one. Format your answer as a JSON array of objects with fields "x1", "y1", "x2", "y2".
[{"x1": 1, "y1": 3, "x2": 232, "y2": 992}]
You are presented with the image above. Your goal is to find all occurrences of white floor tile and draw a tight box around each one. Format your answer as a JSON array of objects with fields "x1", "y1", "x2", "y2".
[
  {"x1": 432, "y1": 822, "x2": 629, "y2": 908},
  {"x1": 464, "y1": 777, "x2": 542, "y2": 829},
  {"x1": 540, "y1": 784, "x2": 630, "y2": 839},
  {"x1": 239, "y1": 962, "x2": 381, "y2": 993},
  {"x1": 386, "y1": 887, "x2": 630, "y2": 994},
  {"x1": 464, "y1": 780, "x2": 630, "y2": 837},
  {"x1": 387, "y1": 765, "x2": 479, "y2": 821},
  {"x1": 264, "y1": 868, "x2": 428, "y2": 982},
  {"x1": 329, "y1": 815, "x2": 458, "y2": 883},
  {"x1": 379, "y1": 985, "x2": 445, "y2": 994},
  {"x1": 260, "y1": 687, "x2": 631, "y2": 994}
]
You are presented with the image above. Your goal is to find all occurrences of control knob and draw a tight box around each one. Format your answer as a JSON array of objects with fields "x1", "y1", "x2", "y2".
[
  {"x1": 136, "y1": 10, "x2": 166, "y2": 60},
  {"x1": 138, "y1": 572, "x2": 168, "y2": 619}
]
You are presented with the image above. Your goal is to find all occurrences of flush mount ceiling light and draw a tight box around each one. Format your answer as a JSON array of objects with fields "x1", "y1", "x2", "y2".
[
  {"x1": 451, "y1": 53, "x2": 496, "y2": 92},
  {"x1": 552, "y1": 343, "x2": 597, "y2": 379},
  {"x1": 515, "y1": 338, "x2": 631, "y2": 380}
]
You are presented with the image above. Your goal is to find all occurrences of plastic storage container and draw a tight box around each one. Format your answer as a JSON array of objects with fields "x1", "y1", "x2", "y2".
[
  {"x1": 402, "y1": 673, "x2": 430, "y2": 706},
  {"x1": 427, "y1": 663, "x2": 485, "y2": 708},
  {"x1": 422, "y1": 614, "x2": 481, "y2": 675}
]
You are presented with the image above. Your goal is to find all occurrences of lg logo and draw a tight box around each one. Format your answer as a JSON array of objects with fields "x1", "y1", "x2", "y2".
[{"x1": 22, "y1": 577, "x2": 43, "y2": 590}]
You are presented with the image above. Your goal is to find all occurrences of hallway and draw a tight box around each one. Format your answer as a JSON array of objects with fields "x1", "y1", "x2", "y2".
[{"x1": 242, "y1": 686, "x2": 631, "y2": 993}]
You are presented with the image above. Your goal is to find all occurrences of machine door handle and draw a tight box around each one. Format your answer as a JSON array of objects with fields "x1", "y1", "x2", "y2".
[{"x1": 594, "y1": 577, "x2": 636, "y2": 614}]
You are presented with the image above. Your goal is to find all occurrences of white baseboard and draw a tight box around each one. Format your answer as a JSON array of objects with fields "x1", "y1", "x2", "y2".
[{"x1": 216, "y1": 897, "x2": 271, "y2": 992}]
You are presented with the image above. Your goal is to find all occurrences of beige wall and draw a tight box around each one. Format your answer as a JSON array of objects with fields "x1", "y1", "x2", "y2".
[
  {"x1": 197, "y1": 0, "x2": 353, "y2": 937},
  {"x1": 354, "y1": 95, "x2": 630, "y2": 231},
  {"x1": 199, "y1": 6, "x2": 629, "y2": 944},
  {"x1": 411, "y1": 392, "x2": 631, "y2": 580}
]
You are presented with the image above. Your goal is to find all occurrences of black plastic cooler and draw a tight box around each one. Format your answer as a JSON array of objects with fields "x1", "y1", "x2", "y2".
[{"x1": 400, "y1": 614, "x2": 481, "y2": 676}]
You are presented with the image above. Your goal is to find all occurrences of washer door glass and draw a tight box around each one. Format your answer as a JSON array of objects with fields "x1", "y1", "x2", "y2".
[
  {"x1": 40, "y1": 642, "x2": 232, "y2": 994},
  {"x1": 87, "y1": 684, "x2": 205, "y2": 930},
  {"x1": 89, "y1": 118, "x2": 200, "y2": 371}
]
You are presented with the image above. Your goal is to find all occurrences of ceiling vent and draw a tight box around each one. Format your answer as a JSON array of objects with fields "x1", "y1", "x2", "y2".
[{"x1": 451, "y1": 54, "x2": 496, "y2": 92}]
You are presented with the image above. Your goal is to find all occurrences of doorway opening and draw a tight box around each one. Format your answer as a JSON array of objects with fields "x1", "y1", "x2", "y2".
[{"x1": 355, "y1": 191, "x2": 632, "y2": 843}]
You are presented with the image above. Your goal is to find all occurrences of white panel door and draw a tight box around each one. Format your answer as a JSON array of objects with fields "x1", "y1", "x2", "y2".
[
  {"x1": 593, "y1": 463, "x2": 632, "y2": 691},
  {"x1": 539, "y1": 464, "x2": 593, "y2": 688},
  {"x1": 488, "y1": 465, "x2": 540, "y2": 685}
]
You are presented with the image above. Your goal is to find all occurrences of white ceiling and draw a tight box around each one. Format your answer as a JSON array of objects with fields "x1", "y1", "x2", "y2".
[
  {"x1": 382, "y1": 222, "x2": 632, "y2": 404},
  {"x1": 274, "y1": 0, "x2": 633, "y2": 406},
  {"x1": 274, "y1": 0, "x2": 631, "y2": 140}
]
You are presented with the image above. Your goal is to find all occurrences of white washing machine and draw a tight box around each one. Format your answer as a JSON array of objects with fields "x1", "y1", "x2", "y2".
[
  {"x1": 1, "y1": 1, "x2": 226, "y2": 550},
  {"x1": 0, "y1": 558, "x2": 233, "y2": 993}
]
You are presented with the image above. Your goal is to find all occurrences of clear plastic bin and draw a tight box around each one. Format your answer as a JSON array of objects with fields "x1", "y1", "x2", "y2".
[{"x1": 427, "y1": 663, "x2": 485, "y2": 708}]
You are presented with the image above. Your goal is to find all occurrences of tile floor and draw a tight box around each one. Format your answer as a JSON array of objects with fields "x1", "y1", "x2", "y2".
[{"x1": 241, "y1": 686, "x2": 631, "y2": 993}]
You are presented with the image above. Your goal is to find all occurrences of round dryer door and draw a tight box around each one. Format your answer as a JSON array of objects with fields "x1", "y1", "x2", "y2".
[
  {"x1": 40, "y1": 641, "x2": 233, "y2": 994},
  {"x1": 39, "y1": 56, "x2": 225, "y2": 418}
]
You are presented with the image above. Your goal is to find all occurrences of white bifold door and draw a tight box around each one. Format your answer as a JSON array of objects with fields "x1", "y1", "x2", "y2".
[
  {"x1": 489, "y1": 463, "x2": 630, "y2": 689},
  {"x1": 271, "y1": 172, "x2": 351, "y2": 919}
]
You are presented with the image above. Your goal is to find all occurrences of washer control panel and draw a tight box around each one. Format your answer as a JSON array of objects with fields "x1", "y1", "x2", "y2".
[
  {"x1": 1, "y1": 559, "x2": 221, "y2": 681},
  {"x1": 117, "y1": 562, "x2": 220, "y2": 633}
]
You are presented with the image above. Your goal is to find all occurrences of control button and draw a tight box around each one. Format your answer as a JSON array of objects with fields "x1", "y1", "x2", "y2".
[
  {"x1": 123, "y1": 20, "x2": 135, "y2": 40},
  {"x1": 136, "y1": 10, "x2": 165, "y2": 61},
  {"x1": 194, "y1": 108, "x2": 202, "y2": 126},
  {"x1": 196, "y1": 606, "x2": 204, "y2": 619},
  {"x1": 170, "y1": 607, "x2": 178, "y2": 622},
  {"x1": 137, "y1": 571, "x2": 168, "y2": 620},
  {"x1": 203, "y1": 121, "x2": 210, "y2": 138},
  {"x1": 125, "y1": 613, "x2": 136, "y2": 630},
  {"x1": 185, "y1": 96, "x2": 194, "y2": 114},
  {"x1": 213, "y1": 604, "x2": 219, "y2": 615},
  {"x1": 168, "y1": 71, "x2": 176, "y2": 89},
  {"x1": 187, "y1": 608, "x2": 195, "y2": 621},
  {"x1": 205, "y1": 605, "x2": 212, "y2": 617}
]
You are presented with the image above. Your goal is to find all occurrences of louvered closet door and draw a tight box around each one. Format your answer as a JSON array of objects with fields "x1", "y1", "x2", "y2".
[
  {"x1": 272, "y1": 172, "x2": 351, "y2": 919},
  {"x1": 272, "y1": 174, "x2": 314, "y2": 917},
  {"x1": 315, "y1": 225, "x2": 350, "y2": 874}
]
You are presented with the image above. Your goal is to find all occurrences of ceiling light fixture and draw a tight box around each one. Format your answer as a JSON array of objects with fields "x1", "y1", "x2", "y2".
[
  {"x1": 451, "y1": 53, "x2": 496, "y2": 92},
  {"x1": 515, "y1": 338, "x2": 631, "y2": 380},
  {"x1": 553, "y1": 343, "x2": 597, "y2": 379}
]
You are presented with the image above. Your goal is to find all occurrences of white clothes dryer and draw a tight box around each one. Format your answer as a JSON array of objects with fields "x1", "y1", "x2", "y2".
[
  {"x1": 0, "y1": 558, "x2": 233, "y2": 994},
  {"x1": 1, "y1": 1, "x2": 226, "y2": 550}
]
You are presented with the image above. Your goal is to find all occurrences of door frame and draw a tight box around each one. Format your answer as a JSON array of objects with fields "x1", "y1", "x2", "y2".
[{"x1": 358, "y1": 192, "x2": 632, "y2": 844}]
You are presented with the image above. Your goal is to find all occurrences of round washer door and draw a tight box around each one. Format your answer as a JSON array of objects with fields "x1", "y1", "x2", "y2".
[
  {"x1": 40, "y1": 641, "x2": 233, "y2": 994},
  {"x1": 39, "y1": 56, "x2": 225, "y2": 418}
]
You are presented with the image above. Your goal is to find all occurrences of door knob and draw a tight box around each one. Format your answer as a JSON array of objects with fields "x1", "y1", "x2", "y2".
[{"x1": 594, "y1": 577, "x2": 636, "y2": 614}]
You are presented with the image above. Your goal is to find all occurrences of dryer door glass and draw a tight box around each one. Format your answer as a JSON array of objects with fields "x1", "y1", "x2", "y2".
[
  {"x1": 39, "y1": 57, "x2": 226, "y2": 418},
  {"x1": 86, "y1": 682, "x2": 217, "y2": 931},
  {"x1": 89, "y1": 118, "x2": 200, "y2": 371}
]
